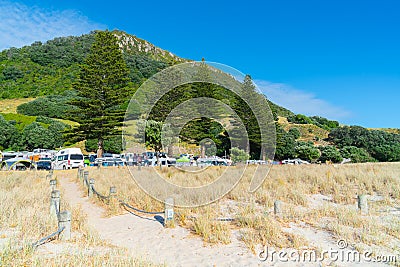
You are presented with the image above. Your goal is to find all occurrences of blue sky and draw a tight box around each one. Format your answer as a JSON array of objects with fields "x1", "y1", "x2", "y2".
[{"x1": 1, "y1": 0, "x2": 399, "y2": 128}]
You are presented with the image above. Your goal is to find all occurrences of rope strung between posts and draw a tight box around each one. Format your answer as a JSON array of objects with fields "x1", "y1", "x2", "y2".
[
  {"x1": 119, "y1": 201, "x2": 164, "y2": 215},
  {"x1": 90, "y1": 182, "x2": 234, "y2": 220},
  {"x1": 122, "y1": 204, "x2": 161, "y2": 222},
  {"x1": 80, "y1": 169, "x2": 235, "y2": 221},
  {"x1": 91, "y1": 185, "x2": 110, "y2": 201},
  {"x1": 87, "y1": 180, "x2": 164, "y2": 215},
  {"x1": 32, "y1": 226, "x2": 65, "y2": 248}
]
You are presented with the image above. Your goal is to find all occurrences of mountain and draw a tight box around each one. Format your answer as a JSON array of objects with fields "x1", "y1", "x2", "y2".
[
  {"x1": 1, "y1": 30, "x2": 398, "y2": 162},
  {"x1": 0, "y1": 30, "x2": 292, "y2": 118},
  {"x1": 0, "y1": 30, "x2": 184, "y2": 99},
  {"x1": 113, "y1": 30, "x2": 185, "y2": 63}
]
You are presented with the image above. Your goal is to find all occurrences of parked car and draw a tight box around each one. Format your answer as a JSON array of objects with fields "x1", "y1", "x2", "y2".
[
  {"x1": 36, "y1": 160, "x2": 52, "y2": 170},
  {"x1": 197, "y1": 157, "x2": 229, "y2": 167},
  {"x1": 53, "y1": 148, "x2": 84, "y2": 170},
  {"x1": 143, "y1": 152, "x2": 176, "y2": 167},
  {"x1": 93, "y1": 158, "x2": 125, "y2": 167},
  {"x1": 114, "y1": 158, "x2": 125, "y2": 166},
  {"x1": 281, "y1": 159, "x2": 310, "y2": 165},
  {"x1": 121, "y1": 153, "x2": 142, "y2": 166}
]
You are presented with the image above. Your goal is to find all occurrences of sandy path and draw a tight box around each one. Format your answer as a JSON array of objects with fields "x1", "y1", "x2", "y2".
[{"x1": 58, "y1": 175, "x2": 260, "y2": 267}]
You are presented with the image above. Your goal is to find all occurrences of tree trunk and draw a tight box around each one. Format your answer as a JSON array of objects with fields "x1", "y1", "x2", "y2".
[
  {"x1": 97, "y1": 138, "x2": 104, "y2": 158},
  {"x1": 167, "y1": 144, "x2": 174, "y2": 157},
  {"x1": 261, "y1": 146, "x2": 266, "y2": 161},
  {"x1": 201, "y1": 144, "x2": 205, "y2": 158},
  {"x1": 246, "y1": 143, "x2": 250, "y2": 155}
]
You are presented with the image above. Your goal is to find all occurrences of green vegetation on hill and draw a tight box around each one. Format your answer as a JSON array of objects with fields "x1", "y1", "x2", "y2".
[
  {"x1": 0, "y1": 30, "x2": 399, "y2": 163},
  {"x1": 287, "y1": 114, "x2": 339, "y2": 130},
  {"x1": 268, "y1": 100, "x2": 294, "y2": 119},
  {"x1": 0, "y1": 114, "x2": 69, "y2": 151},
  {"x1": 17, "y1": 91, "x2": 77, "y2": 118},
  {"x1": 328, "y1": 126, "x2": 400, "y2": 162},
  {"x1": 0, "y1": 34, "x2": 94, "y2": 98},
  {"x1": 274, "y1": 113, "x2": 388, "y2": 163},
  {"x1": 0, "y1": 30, "x2": 182, "y2": 100}
]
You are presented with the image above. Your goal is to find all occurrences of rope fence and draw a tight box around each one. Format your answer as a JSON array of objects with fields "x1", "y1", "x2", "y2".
[
  {"x1": 77, "y1": 168, "x2": 241, "y2": 226},
  {"x1": 31, "y1": 176, "x2": 71, "y2": 249},
  {"x1": 91, "y1": 186, "x2": 110, "y2": 201},
  {"x1": 32, "y1": 226, "x2": 65, "y2": 248},
  {"x1": 119, "y1": 201, "x2": 164, "y2": 215}
]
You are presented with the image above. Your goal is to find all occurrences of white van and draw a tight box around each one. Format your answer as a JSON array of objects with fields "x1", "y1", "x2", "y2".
[{"x1": 54, "y1": 148, "x2": 84, "y2": 170}]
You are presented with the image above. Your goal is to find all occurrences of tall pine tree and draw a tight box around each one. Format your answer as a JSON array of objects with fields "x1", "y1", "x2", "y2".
[{"x1": 68, "y1": 31, "x2": 131, "y2": 157}]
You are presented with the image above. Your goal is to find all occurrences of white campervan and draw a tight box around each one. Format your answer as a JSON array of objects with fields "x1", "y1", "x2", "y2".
[{"x1": 54, "y1": 148, "x2": 84, "y2": 170}]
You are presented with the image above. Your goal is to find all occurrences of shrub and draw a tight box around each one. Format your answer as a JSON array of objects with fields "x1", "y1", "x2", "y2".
[
  {"x1": 295, "y1": 142, "x2": 320, "y2": 162},
  {"x1": 17, "y1": 92, "x2": 77, "y2": 119},
  {"x1": 230, "y1": 147, "x2": 250, "y2": 163},
  {"x1": 0, "y1": 115, "x2": 21, "y2": 150},
  {"x1": 288, "y1": 127, "x2": 301, "y2": 139},
  {"x1": 340, "y1": 146, "x2": 376, "y2": 163},
  {"x1": 287, "y1": 114, "x2": 313, "y2": 124},
  {"x1": 319, "y1": 146, "x2": 343, "y2": 163}
]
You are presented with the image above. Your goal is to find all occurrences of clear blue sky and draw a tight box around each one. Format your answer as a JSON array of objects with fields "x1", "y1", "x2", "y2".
[{"x1": 1, "y1": 0, "x2": 399, "y2": 128}]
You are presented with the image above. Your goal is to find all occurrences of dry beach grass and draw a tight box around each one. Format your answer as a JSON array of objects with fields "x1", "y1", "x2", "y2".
[
  {"x1": 75, "y1": 163, "x2": 400, "y2": 255},
  {"x1": 0, "y1": 170, "x2": 161, "y2": 266},
  {"x1": 1, "y1": 163, "x2": 399, "y2": 265}
]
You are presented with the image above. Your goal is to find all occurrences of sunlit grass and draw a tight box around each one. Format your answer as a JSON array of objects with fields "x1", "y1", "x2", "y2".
[
  {"x1": 74, "y1": 162, "x2": 400, "y2": 254},
  {"x1": 0, "y1": 98, "x2": 35, "y2": 113},
  {"x1": 0, "y1": 170, "x2": 162, "y2": 266}
]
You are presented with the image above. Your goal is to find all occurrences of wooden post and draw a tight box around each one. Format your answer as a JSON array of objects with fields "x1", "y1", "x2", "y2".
[
  {"x1": 77, "y1": 167, "x2": 83, "y2": 180},
  {"x1": 83, "y1": 171, "x2": 89, "y2": 187},
  {"x1": 88, "y1": 179, "x2": 95, "y2": 198},
  {"x1": 58, "y1": 211, "x2": 71, "y2": 241},
  {"x1": 358, "y1": 195, "x2": 368, "y2": 215},
  {"x1": 50, "y1": 179, "x2": 57, "y2": 192},
  {"x1": 109, "y1": 186, "x2": 117, "y2": 197},
  {"x1": 50, "y1": 190, "x2": 60, "y2": 218},
  {"x1": 164, "y1": 197, "x2": 174, "y2": 228},
  {"x1": 274, "y1": 200, "x2": 282, "y2": 217}
]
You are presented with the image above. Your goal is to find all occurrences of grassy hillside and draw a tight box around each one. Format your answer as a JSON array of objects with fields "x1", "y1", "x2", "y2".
[
  {"x1": 278, "y1": 116, "x2": 330, "y2": 143},
  {"x1": 0, "y1": 30, "x2": 186, "y2": 99},
  {"x1": 0, "y1": 98, "x2": 35, "y2": 113},
  {"x1": 0, "y1": 113, "x2": 37, "y2": 131},
  {"x1": 268, "y1": 100, "x2": 294, "y2": 118}
]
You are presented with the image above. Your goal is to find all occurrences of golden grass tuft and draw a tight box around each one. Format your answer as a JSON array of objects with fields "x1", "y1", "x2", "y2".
[{"x1": 0, "y1": 98, "x2": 35, "y2": 114}]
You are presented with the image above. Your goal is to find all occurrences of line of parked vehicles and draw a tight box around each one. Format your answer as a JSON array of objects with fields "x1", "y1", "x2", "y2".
[
  {"x1": 0, "y1": 148, "x2": 235, "y2": 171},
  {"x1": 0, "y1": 148, "x2": 84, "y2": 171}
]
